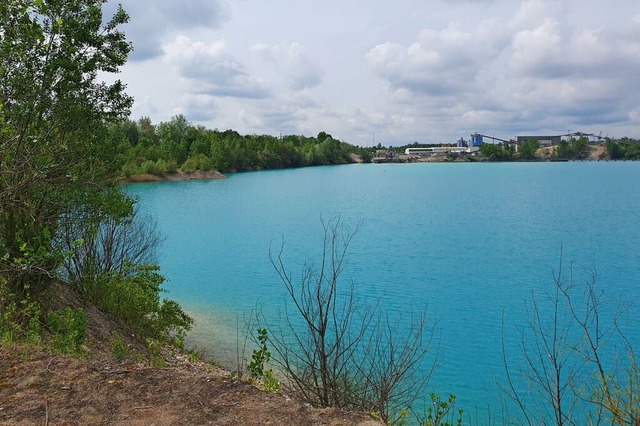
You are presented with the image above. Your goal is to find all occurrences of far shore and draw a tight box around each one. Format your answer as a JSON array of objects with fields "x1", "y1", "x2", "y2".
[
  {"x1": 125, "y1": 170, "x2": 227, "y2": 183},
  {"x1": 123, "y1": 144, "x2": 626, "y2": 184}
]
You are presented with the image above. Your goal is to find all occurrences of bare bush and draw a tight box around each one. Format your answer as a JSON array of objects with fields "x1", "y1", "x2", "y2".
[
  {"x1": 265, "y1": 216, "x2": 438, "y2": 424},
  {"x1": 57, "y1": 205, "x2": 162, "y2": 288},
  {"x1": 501, "y1": 252, "x2": 639, "y2": 425}
]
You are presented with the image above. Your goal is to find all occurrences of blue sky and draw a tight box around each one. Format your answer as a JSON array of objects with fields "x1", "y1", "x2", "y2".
[{"x1": 105, "y1": 0, "x2": 640, "y2": 146}]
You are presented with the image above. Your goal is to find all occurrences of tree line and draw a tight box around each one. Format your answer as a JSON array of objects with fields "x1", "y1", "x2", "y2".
[{"x1": 109, "y1": 116, "x2": 374, "y2": 177}]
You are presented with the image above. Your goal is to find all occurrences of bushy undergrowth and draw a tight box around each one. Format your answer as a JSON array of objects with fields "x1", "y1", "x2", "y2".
[
  {"x1": 47, "y1": 307, "x2": 88, "y2": 355},
  {"x1": 1, "y1": 280, "x2": 87, "y2": 355},
  {"x1": 79, "y1": 263, "x2": 193, "y2": 346},
  {"x1": 0, "y1": 279, "x2": 42, "y2": 344}
]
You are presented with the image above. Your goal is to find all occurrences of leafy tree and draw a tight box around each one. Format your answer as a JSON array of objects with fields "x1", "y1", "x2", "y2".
[
  {"x1": 1, "y1": 0, "x2": 133, "y2": 293},
  {"x1": 557, "y1": 137, "x2": 590, "y2": 160},
  {"x1": 519, "y1": 139, "x2": 540, "y2": 160},
  {"x1": 623, "y1": 139, "x2": 640, "y2": 159},
  {"x1": 187, "y1": 125, "x2": 211, "y2": 157},
  {"x1": 209, "y1": 133, "x2": 235, "y2": 172},
  {"x1": 480, "y1": 143, "x2": 507, "y2": 160},
  {"x1": 136, "y1": 116, "x2": 159, "y2": 148},
  {"x1": 317, "y1": 131, "x2": 332, "y2": 142},
  {"x1": 1, "y1": 1, "x2": 193, "y2": 346},
  {"x1": 605, "y1": 141, "x2": 624, "y2": 160},
  {"x1": 556, "y1": 140, "x2": 572, "y2": 159}
]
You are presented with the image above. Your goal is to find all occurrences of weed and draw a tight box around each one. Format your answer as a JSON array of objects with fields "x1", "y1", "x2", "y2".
[
  {"x1": 147, "y1": 339, "x2": 167, "y2": 367},
  {"x1": 186, "y1": 348, "x2": 203, "y2": 363},
  {"x1": 248, "y1": 328, "x2": 281, "y2": 393},
  {"x1": 112, "y1": 333, "x2": 128, "y2": 360},
  {"x1": 421, "y1": 393, "x2": 463, "y2": 426},
  {"x1": 0, "y1": 279, "x2": 42, "y2": 344},
  {"x1": 47, "y1": 307, "x2": 88, "y2": 356},
  {"x1": 248, "y1": 328, "x2": 270, "y2": 378}
]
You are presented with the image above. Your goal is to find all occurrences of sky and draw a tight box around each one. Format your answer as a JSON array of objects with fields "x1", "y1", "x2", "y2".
[{"x1": 104, "y1": 0, "x2": 640, "y2": 146}]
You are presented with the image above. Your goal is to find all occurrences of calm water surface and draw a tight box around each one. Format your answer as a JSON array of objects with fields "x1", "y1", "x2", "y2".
[{"x1": 127, "y1": 162, "x2": 640, "y2": 419}]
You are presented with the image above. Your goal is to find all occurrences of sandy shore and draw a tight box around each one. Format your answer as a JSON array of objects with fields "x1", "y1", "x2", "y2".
[{"x1": 126, "y1": 170, "x2": 227, "y2": 183}]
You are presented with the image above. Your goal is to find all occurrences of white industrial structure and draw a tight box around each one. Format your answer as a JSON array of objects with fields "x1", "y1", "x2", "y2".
[{"x1": 404, "y1": 147, "x2": 480, "y2": 156}]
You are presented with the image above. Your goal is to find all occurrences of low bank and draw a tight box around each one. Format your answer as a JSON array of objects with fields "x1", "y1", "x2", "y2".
[{"x1": 125, "y1": 170, "x2": 227, "y2": 183}]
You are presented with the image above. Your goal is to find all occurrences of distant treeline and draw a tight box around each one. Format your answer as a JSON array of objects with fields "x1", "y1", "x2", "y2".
[{"x1": 108, "y1": 115, "x2": 374, "y2": 177}]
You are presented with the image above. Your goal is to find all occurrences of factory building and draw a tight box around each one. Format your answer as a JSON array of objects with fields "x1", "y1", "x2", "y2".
[
  {"x1": 471, "y1": 133, "x2": 483, "y2": 147},
  {"x1": 516, "y1": 135, "x2": 562, "y2": 147}
]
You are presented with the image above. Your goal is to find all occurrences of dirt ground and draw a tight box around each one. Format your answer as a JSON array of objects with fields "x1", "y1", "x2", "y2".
[{"x1": 0, "y1": 286, "x2": 380, "y2": 426}]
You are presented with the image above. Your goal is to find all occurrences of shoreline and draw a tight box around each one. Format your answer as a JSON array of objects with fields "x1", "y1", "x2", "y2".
[
  {"x1": 122, "y1": 151, "x2": 633, "y2": 184},
  {"x1": 125, "y1": 169, "x2": 227, "y2": 183}
]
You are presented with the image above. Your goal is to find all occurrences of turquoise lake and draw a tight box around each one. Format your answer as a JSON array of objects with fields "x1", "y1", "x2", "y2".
[{"x1": 127, "y1": 161, "x2": 640, "y2": 420}]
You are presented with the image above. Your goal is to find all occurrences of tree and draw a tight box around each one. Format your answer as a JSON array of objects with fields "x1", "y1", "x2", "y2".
[
  {"x1": 1, "y1": 0, "x2": 132, "y2": 290},
  {"x1": 519, "y1": 139, "x2": 540, "y2": 160},
  {"x1": 317, "y1": 131, "x2": 332, "y2": 142},
  {"x1": 571, "y1": 136, "x2": 590, "y2": 159},
  {"x1": 480, "y1": 143, "x2": 507, "y2": 160},
  {"x1": 556, "y1": 137, "x2": 590, "y2": 160},
  {"x1": 1, "y1": 2, "x2": 193, "y2": 345},
  {"x1": 606, "y1": 141, "x2": 625, "y2": 160},
  {"x1": 266, "y1": 217, "x2": 438, "y2": 424}
]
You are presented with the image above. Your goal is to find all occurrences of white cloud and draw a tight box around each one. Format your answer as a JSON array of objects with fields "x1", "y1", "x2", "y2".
[
  {"x1": 508, "y1": 19, "x2": 564, "y2": 77},
  {"x1": 253, "y1": 42, "x2": 323, "y2": 91},
  {"x1": 180, "y1": 94, "x2": 219, "y2": 122},
  {"x1": 164, "y1": 36, "x2": 270, "y2": 99},
  {"x1": 106, "y1": 0, "x2": 230, "y2": 61},
  {"x1": 368, "y1": 23, "x2": 500, "y2": 99}
]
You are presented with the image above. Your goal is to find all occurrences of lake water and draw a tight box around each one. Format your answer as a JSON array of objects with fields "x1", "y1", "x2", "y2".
[{"x1": 127, "y1": 161, "x2": 640, "y2": 421}]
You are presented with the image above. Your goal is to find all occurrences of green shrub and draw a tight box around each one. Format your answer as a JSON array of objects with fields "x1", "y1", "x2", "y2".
[
  {"x1": 47, "y1": 307, "x2": 87, "y2": 355},
  {"x1": 248, "y1": 328, "x2": 281, "y2": 393},
  {"x1": 147, "y1": 338, "x2": 167, "y2": 367},
  {"x1": 140, "y1": 159, "x2": 177, "y2": 175},
  {"x1": 0, "y1": 279, "x2": 43, "y2": 344},
  {"x1": 420, "y1": 394, "x2": 463, "y2": 426},
  {"x1": 112, "y1": 333, "x2": 128, "y2": 360},
  {"x1": 167, "y1": 160, "x2": 178, "y2": 173},
  {"x1": 86, "y1": 263, "x2": 193, "y2": 345},
  {"x1": 181, "y1": 154, "x2": 213, "y2": 173},
  {"x1": 120, "y1": 161, "x2": 141, "y2": 177}
]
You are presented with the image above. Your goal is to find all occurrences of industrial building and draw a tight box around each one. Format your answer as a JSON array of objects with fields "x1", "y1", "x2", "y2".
[{"x1": 516, "y1": 135, "x2": 562, "y2": 147}]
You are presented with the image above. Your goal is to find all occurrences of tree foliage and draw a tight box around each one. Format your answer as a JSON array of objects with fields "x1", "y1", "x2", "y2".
[
  {"x1": 1, "y1": 1, "x2": 192, "y2": 346},
  {"x1": 479, "y1": 143, "x2": 513, "y2": 160},
  {"x1": 605, "y1": 138, "x2": 640, "y2": 160},
  {"x1": 1, "y1": 0, "x2": 133, "y2": 292},
  {"x1": 556, "y1": 136, "x2": 590, "y2": 160},
  {"x1": 110, "y1": 115, "x2": 372, "y2": 176},
  {"x1": 519, "y1": 139, "x2": 540, "y2": 160}
]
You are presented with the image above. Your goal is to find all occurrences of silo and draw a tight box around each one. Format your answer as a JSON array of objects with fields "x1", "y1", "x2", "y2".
[{"x1": 471, "y1": 133, "x2": 483, "y2": 147}]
